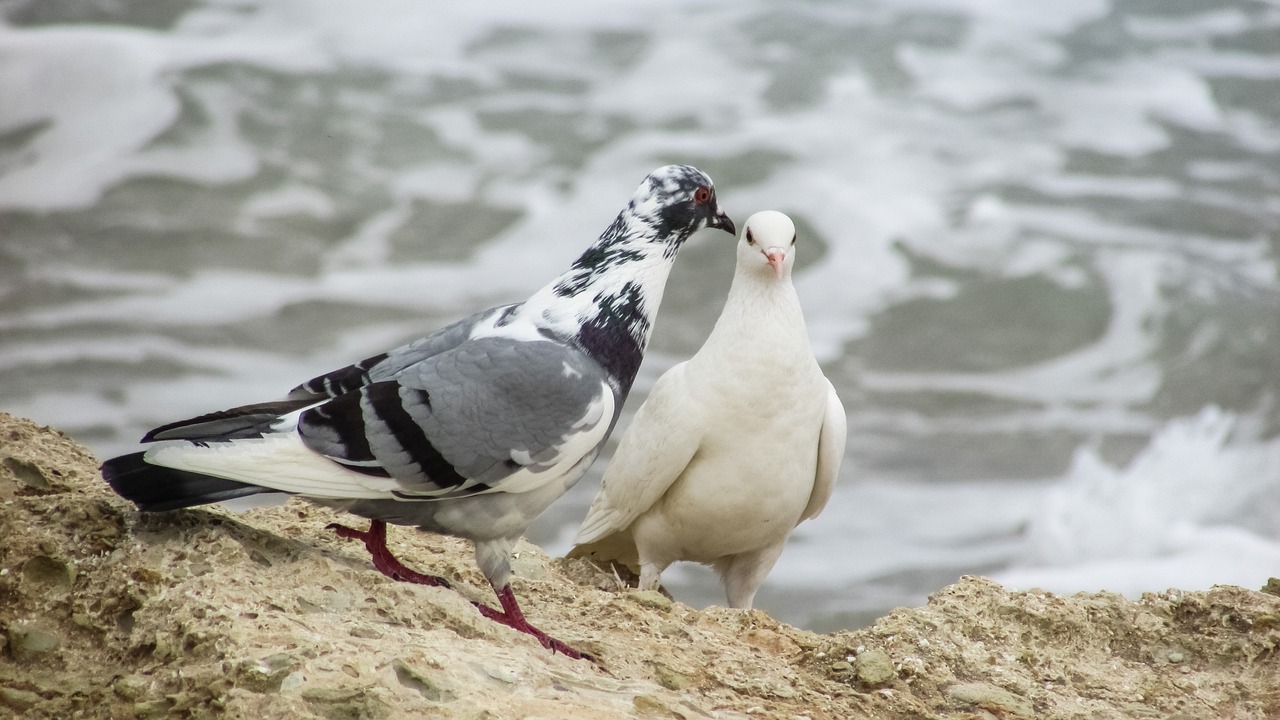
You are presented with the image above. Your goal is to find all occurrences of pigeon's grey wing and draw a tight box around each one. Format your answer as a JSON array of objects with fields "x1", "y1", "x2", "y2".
[
  {"x1": 574, "y1": 363, "x2": 703, "y2": 545},
  {"x1": 142, "y1": 306, "x2": 518, "y2": 443},
  {"x1": 298, "y1": 336, "x2": 614, "y2": 499},
  {"x1": 288, "y1": 305, "x2": 515, "y2": 401},
  {"x1": 800, "y1": 379, "x2": 847, "y2": 522}
]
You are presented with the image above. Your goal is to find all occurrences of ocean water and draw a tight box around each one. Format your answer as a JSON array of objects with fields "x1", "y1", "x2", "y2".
[{"x1": 1, "y1": 0, "x2": 1277, "y2": 632}]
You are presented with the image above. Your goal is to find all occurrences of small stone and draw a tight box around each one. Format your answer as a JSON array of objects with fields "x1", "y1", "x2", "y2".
[
  {"x1": 633, "y1": 694, "x2": 682, "y2": 718},
  {"x1": 1121, "y1": 703, "x2": 1161, "y2": 718},
  {"x1": 301, "y1": 685, "x2": 390, "y2": 720},
  {"x1": 650, "y1": 661, "x2": 695, "y2": 691},
  {"x1": 114, "y1": 675, "x2": 149, "y2": 700},
  {"x1": 830, "y1": 661, "x2": 853, "y2": 674},
  {"x1": 7, "y1": 623, "x2": 60, "y2": 662},
  {"x1": 392, "y1": 658, "x2": 456, "y2": 703},
  {"x1": 3, "y1": 456, "x2": 50, "y2": 490},
  {"x1": 280, "y1": 672, "x2": 305, "y2": 692},
  {"x1": 853, "y1": 649, "x2": 895, "y2": 686},
  {"x1": 629, "y1": 590, "x2": 673, "y2": 611},
  {"x1": 1166, "y1": 651, "x2": 1185, "y2": 664},
  {"x1": 233, "y1": 653, "x2": 295, "y2": 693},
  {"x1": 21, "y1": 555, "x2": 75, "y2": 592},
  {"x1": 1261, "y1": 578, "x2": 1280, "y2": 597},
  {"x1": 0, "y1": 687, "x2": 41, "y2": 712},
  {"x1": 134, "y1": 698, "x2": 173, "y2": 719},
  {"x1": 1254, "y1": 613, "x2": 1280, "y2": 631},
  {"x1": 947, "y1": 682, "x2": 1034, "y2": 719},
  {"x1": 481, "y1": 665, "x2": 519, "y2": 684}
]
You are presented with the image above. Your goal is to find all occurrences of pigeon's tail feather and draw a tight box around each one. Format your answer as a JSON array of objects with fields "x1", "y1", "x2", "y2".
[
  {"x1": 141, "y1": 398, "x2": 317, "y2": 443},
  {"x1": 102, "y1": 452, "x2": 272, "y2": 511}
]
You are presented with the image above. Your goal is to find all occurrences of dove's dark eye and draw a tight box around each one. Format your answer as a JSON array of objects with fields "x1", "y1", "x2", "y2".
[
  {"x1": 791, "y1": 233, "x2": 797, "y2": 246},
  {"x1": 693, "y1": 186, "x2": 711, "y2": 205},
  {"x1": 745, "y1": 228, "x2": 755, "y2": 245}
]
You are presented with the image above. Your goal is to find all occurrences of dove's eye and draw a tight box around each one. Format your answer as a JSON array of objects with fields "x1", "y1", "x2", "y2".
[
  {"x1": 791, "y1": 233, "x2": 797, "y2": 246},
  {"x1": 745, "y1": 228, "x2": 755, "y2": 245},
  {"x1": 693, "y1": 186, "x2": 711, "y2": 205}
]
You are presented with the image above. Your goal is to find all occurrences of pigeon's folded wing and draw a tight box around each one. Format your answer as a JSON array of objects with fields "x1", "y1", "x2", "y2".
[
  {"x1": 801, "y1": 379, "x2": 847, "y2": 522},
  {"x1": 574, "y1": 364, "x2": 703, "y2": 544},
  {"x1": 289, "y1": 306, "x2": 510, "y2": 401},
  {"x1": 140, "y1": 308, "x2": 512, "y2": 444},
  {"x1": 298, "y1": 336, "x2": 615, "y2": 500}
]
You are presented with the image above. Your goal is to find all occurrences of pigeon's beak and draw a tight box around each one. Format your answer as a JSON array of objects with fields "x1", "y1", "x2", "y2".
[
  {"x1": 708, "y1": 207, "x2": 736, "y2": 236},
  {"x1": 764, "y1": 247, "x2": 787, "y2": 279}
]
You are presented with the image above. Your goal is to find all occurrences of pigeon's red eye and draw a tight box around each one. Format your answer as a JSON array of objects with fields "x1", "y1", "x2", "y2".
[{"x1": 694, "y1": 186, "x2": 711, "y2": 205}]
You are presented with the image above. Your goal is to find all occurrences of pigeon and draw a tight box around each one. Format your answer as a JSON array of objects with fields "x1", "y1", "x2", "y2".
[
  {"x1": 569, "y1": 210, "x2": 846, "y2": 610},
  {"x1": 101, "y1": 165, "x2": 735, "y2": 659}
]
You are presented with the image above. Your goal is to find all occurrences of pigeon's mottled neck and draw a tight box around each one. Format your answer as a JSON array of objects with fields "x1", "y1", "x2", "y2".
[{"x1": 520, "y1": 205, "x2": 692, "y2": 397}]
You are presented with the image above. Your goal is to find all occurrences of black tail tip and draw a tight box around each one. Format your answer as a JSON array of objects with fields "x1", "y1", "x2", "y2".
[{"x1": 101, "y1": 451, "x2": 269, "y2": 512}]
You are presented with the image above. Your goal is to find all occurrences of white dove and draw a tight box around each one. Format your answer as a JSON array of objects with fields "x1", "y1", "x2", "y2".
[{"x1": 570, "y1": 210, "x2": 847, "y2": 610}]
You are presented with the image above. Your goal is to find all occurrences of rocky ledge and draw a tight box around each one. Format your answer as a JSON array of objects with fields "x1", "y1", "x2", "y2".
[{"x1": 1, "y1": 412, "x2": 1277, "y2": 719}]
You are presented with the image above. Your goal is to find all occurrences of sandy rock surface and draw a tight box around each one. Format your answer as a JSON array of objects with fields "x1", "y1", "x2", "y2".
[{"x1": 1, "y1": 412, "x2": 1277, "y2": 719}]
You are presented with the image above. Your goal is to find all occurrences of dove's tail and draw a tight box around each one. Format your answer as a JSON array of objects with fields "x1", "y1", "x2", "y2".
[{"x1": 102, "y1": 452, "x2": 271, "y2": 512}]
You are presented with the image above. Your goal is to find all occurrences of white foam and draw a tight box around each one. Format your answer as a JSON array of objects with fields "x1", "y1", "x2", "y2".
[{"x1": 996, "y1": 407, "x2": 1280, "y2": 595}]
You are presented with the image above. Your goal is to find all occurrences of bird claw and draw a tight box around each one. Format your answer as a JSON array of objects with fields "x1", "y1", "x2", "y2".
[
  {"x1": 327, "y1": 520, "x2": 452, "y2": 589},
  {"x1": 475, "y1": 585, "x2": 593, "y2": 661},
  {"x1": 329, "y1": 522, "x2": 588, "y2": 659}
]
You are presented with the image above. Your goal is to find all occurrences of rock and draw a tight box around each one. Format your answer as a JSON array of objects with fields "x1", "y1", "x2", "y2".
[
  {"x1": 21, "y1": 555, "x2": 75, "y2": 592},
  {"x1": 650, "y1": 660, "x2": 695, "y2": 691},
  {"x1": 232, "y1": 653, "x2": 296, "y2": 693},
  {"x1": 391, "y1": 658, "x2": 456, "y2": 703},
  {"x1": 3, "y1": 456, "x2": 52, "y2": 490},
  {"x1": 1262, "y1": 577, "x2": 1280, "y2": 597},
  {"x1": 6, "y1": 622, "x2": 60, "y2": 662},
  {"x1": 947, "y1": 682, "x2": 1034, "y2": 718},
  {"x1": 1, "y1": 411, "x2": 1279, "y2": 720},
  {"x1": 853, "y1": 648, "x2": 895, "y2": 686},
  {"x1": 301, "y1": 685, "x2": 391, "y2": 720},
  {"x1": 0, "y1": 686, "x2": 42, "y2": 712},
  {"x1": 629, "y1": 589, "x2": 673, "y2": 611}
]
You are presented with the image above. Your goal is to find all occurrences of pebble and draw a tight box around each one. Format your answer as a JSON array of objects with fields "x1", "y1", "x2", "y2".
[
  {"x1": 0, "y1": 687, "x2": 41, "y2": 712},
  {"x1": 853, "y1": 649, "x2": 895, "y2": 686},
  {"x1": 946, "y1": 682, "x2": 1034, "y2": 719},
  {"x1": 7, "y1": 622, "x2": 60, "y2": 662}
]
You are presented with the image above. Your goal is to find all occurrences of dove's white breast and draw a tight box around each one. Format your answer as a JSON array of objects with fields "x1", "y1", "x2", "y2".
[{"x1": 633, "y1": 301, "x2": 829, "y2": 562}]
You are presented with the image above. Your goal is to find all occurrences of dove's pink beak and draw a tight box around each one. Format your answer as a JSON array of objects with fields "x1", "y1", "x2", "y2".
[{"x1": 764, "y1": 248, "x2": 787, "y2": 279}]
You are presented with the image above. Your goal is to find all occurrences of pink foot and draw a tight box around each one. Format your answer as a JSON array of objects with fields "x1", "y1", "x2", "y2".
[
  {"x1": 327, "y1": 519, "x2": 451, "y2": 589},
  {"x1": 473, "y1": 584, "x2": 591, "y2": 661}
]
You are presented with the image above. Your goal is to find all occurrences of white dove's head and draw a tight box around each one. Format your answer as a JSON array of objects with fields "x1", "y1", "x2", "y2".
[{"x1": 738, "y1": 210, "x2": 797, "y2": 280}]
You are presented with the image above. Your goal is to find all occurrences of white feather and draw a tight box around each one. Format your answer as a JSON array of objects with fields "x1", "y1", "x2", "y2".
[{"x1": 146, "y1": 433, "x2": 398, "y2": 500}]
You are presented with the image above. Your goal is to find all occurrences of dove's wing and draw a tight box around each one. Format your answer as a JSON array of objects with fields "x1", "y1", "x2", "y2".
[
  {"x1": 574, "y1": 363, "x2": 704, "y2": 544},
  {"x1": 800, "y1": 379, "x2": 847, "y2": 522}
]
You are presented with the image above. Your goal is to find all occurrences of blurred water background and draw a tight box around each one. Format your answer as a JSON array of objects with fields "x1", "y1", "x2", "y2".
[{"x1": 2, "y1": 0, "x2": 1278, "y2": 631}]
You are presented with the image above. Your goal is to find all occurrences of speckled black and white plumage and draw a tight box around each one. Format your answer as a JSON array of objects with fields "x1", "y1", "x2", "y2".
[{"x1": 101, "y1": 165, "x2": 734, "y2": 657}]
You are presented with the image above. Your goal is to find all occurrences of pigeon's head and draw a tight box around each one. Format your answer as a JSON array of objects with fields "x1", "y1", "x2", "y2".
[
  {"x1": 629, "y1": 165, "x2": 735, "y2": 245},
  {"x1": 738, "y1": 210, "x2": 797, "y2": 281}
]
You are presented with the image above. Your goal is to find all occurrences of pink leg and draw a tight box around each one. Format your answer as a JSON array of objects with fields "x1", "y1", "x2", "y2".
[
  {"x1": 329, "y1": 520, "x2": 588, "y2": 660},
  {"x1": 327, "y1": 520, "x2": 451, "y2": 589},
  {"x1": 473, "y1": 584, "x2": 590, "y2": 661}
]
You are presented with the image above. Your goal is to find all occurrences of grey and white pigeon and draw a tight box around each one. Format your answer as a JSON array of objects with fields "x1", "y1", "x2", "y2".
[
  {"x1": 569, "y1": 210, "x2": 846, "y2": 610},
  {"x1": 101, "y1": 165, "x2": 735, "y2": 659}
]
